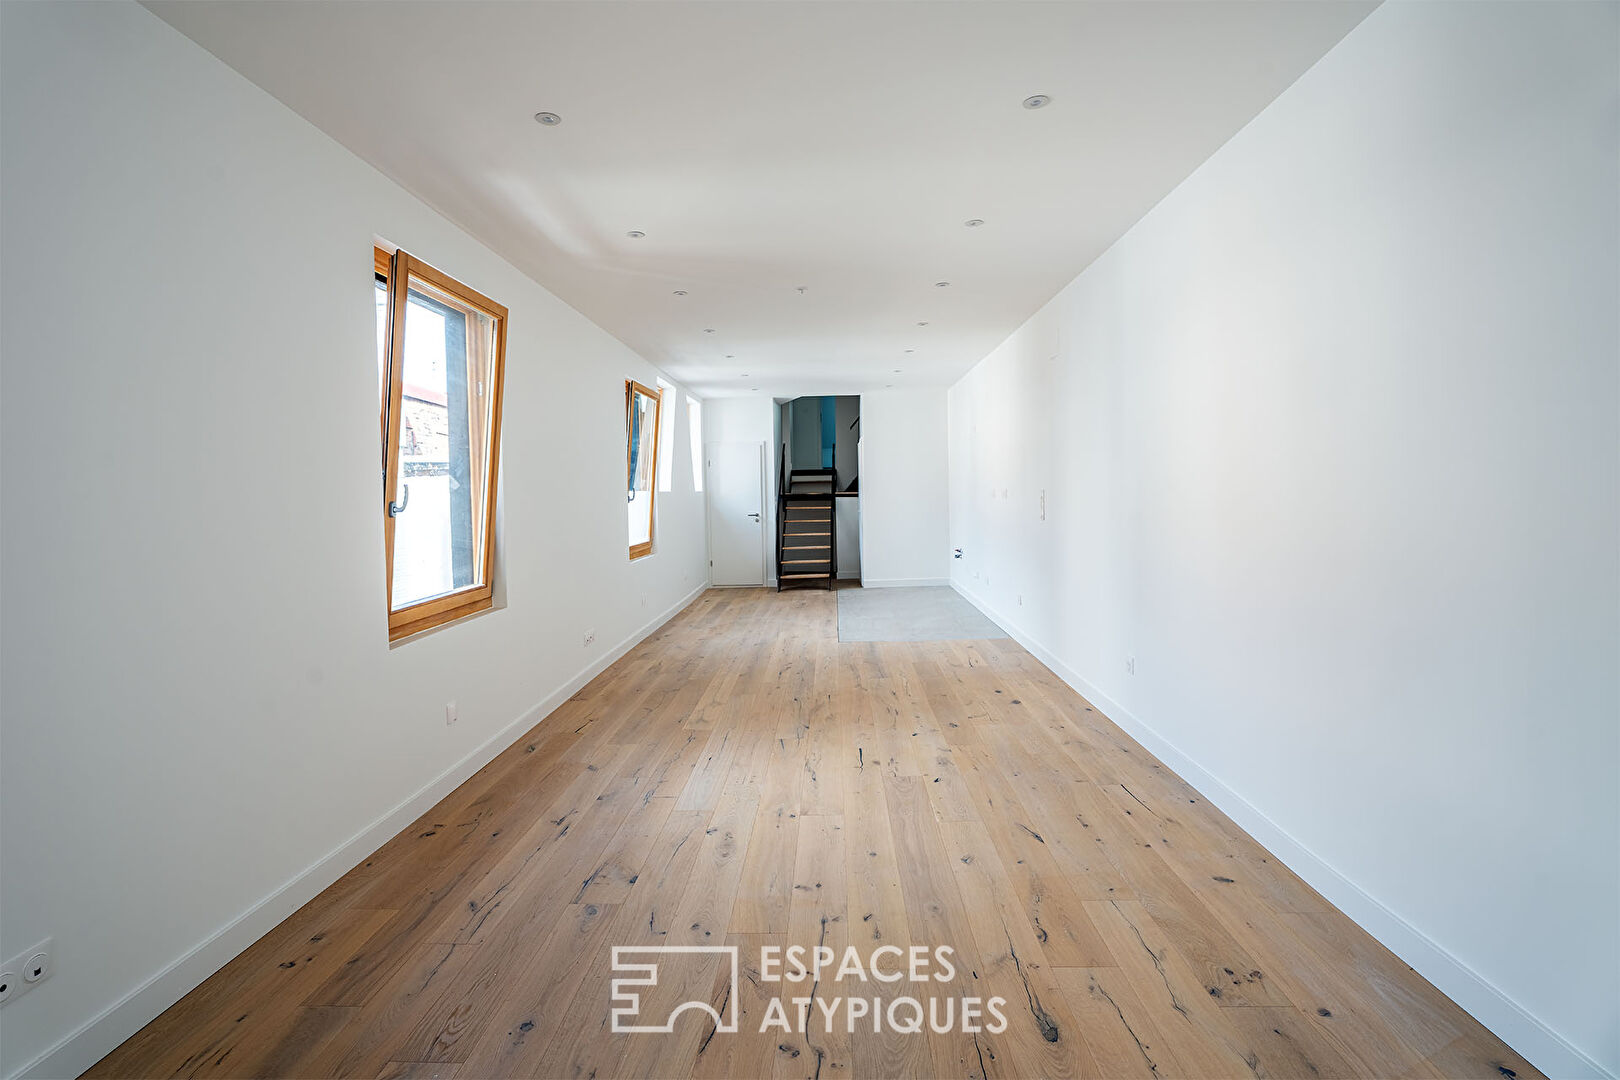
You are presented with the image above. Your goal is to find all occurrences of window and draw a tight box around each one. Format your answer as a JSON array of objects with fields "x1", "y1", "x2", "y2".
[
  {"x1": 377, "y1": 247, "x2": 508, "y2": 639},
  {"x1": 655, "y1": 377, "x2": 675, "y2": 493},
  {"x1": 687, "y1": 396, "x2": 703, "y2": 491},
  {"x1": 625, "y1": 379, "x2": 662, "y2": 559}
]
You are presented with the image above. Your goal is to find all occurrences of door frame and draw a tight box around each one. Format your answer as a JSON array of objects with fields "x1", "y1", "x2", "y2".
[{"x1": 704, "y1": 440, "x2": 767, "y2": 587}]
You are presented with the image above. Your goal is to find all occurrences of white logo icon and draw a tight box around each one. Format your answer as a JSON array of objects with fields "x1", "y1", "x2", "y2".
[{"x1": 610, "y1": 945, "x2": 739, "y2": 1034}]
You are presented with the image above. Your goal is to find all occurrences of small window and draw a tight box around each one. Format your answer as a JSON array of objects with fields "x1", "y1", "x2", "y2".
[
  {"x1": 626, "y1": 379, "x2": 662, "y2": 559},
  {"x1": 655, "y1": 377, "x2": 675, "y2": 493},
  {"x1": 377, "y1": 247, "x2": 508, "y2": 639},
  {"x1": 687, "y1": 396, "x2": 703, "y2": 491}
]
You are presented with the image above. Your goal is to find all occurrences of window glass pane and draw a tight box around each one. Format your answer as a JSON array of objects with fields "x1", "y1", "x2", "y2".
[
  {"x1": 656, "y1": 378, "x2": 674, "y2": 492},
  {"x1": 687, "y1": 397, "x2": 703, "y2": 491},
  {"x1": 375, "y1": 278, "x2": 389, "y2": 406},
  {"x1": 391, "y1": 274, "x2": 498, "y2": 609},
  {"x1": 626, "y1": 385, "x2": 659, "y2": 552}
]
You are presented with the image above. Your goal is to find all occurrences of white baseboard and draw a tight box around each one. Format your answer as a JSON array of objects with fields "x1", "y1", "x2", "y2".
[
  {"x1": 950, "y1": 577, "x2": 1615, "y2": 1080},
  {"x1": 13, "y1": 582, "x2": 711, "y2": 1080},
  {"x1": 860, "y1": 576, "x2": 950, "y2": 588}
]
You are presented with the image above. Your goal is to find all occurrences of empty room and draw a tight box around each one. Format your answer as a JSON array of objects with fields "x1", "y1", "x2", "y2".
[{"x1": 1, "y1": 1, "x2": 1616, "y2": 1078}]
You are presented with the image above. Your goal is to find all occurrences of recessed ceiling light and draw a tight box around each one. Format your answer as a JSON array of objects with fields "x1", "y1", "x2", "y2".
[
  {"x1": 796, "y1": 286, "x2": 808, "y2": 294},
  {"x1": 893, "y1": 369, "x2": 902, "y2": 374},
  {"x1": 917, "y1": 321, "x2": 929, "y2": 327},
  {"x1": 725, "y1": 354, "x2": 734, "y2": 359},
  {"x1": 964, "y1": 218, "x2": 985, "y2": 228},
  {"x1": 904, "y1": 349, "x2": 915, "y2": 353},
  {"x1": 935, "y1": 281, "x2": 951, "y2": 288},
  {"x1": 742, "y1": 373, "x2": 749, "y2": 377},
  {"x1": 626, "y1": 230, "x2": 645, "y2": 238},
  {"x1": 673, "y1": 289, "x2": 687, "y2": 296},
  {"x1": 751, "y1": 387, "x2": 760, "y2": 391},
  {"x1": 885, "y1": 384, "x2": 894, "y2": 389},
  {"x1": 534, "y1": 112, "x2": 561, "y2": 126},
  {"x1": 704, "y1": 328, "x2": 716, "y2": 333},
  {"x1": 1023, "y1": 94, "x2": 1051, "y2": 110}
]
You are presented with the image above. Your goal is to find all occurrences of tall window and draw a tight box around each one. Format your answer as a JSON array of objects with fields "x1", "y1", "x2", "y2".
[
  {"x1": 626, "y1": 380, "x2": 662, "y2": 559},
  {"x1": 687, "y1": 396, "x2": 703, "y2": 491},
  {"x1": 655, "y1": 377, "x2": 675, "y2": 493},
  {"x1": 377, "y1": 247, "x2": 508, "y2": 639}
]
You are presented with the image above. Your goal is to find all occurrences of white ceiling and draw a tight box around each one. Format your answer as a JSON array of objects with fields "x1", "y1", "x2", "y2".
[{"x1": 147, "y1": 1, "x2": 1373, "y2": 398}]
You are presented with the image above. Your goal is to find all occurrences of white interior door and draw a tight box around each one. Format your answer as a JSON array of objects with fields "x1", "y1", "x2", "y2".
[{"x1": 706, "y1": 441, "x2": 765, "y2": 586}]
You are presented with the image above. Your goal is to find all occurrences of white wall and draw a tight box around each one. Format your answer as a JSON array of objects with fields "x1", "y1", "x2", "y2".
[
  {"x1": 862, "y1": 388, "x2": 951, "y2": 586},
  {"x1": 947, "y1": 3, "x2": 1618, "y2": 1077},
  {"x1": 0, "y1": 4, "x2": 708, "y2": 1077}
]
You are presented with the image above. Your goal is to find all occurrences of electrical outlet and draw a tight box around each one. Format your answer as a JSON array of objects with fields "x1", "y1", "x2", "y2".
[
  {"x1": 1126, "y1": 656, "x2": 1136, "y2": 675},
  {"x1": 0, "y1": 938, "x2": 52, "y2": 1008},
  {"x1": 445, "y1": 701, "x2": 458, "y2": 726},
  {"x1": 583, "y1": 629, "x2": 596, "y2": 647}
]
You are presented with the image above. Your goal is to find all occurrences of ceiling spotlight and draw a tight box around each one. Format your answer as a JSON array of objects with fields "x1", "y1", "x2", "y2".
[
  {"x1": 626, "y1": 230, "x2": 645, "y2": 238},
  {"x1": 1023, "y1": 94, "x2": 1051, "y2": 110},
  {"x1": 964, "y1": 218, "x2": 985, "y2": 228},
  {"x1": 796, "y1": 286, "x2": 808, "y2": 294},
  {"x1": 935, "y1": 281, "x2": 951, "y2": 288},
  {"x1": 534, "y1": 112, "x2": 562, "y2": 126},
  {"x1": 673, "y1": 289, "x2": 687, "y2": 296}
]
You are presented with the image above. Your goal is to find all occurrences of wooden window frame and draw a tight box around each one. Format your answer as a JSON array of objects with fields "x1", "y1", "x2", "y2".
[
  {"x1": 378, "y1": 246, "x2": 509, "y2": 640},
  {"x1": 626, "y1": 379, "x2": 662, "y2": 561}
]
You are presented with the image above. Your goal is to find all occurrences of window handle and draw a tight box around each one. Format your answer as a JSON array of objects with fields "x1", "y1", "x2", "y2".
[{"x1": 389, "y1": 483, "x2": 410, "y2": 517}]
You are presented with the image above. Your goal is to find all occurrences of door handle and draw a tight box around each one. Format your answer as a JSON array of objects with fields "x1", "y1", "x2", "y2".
[
  {"x1": 747, "y1": 512, "x2": 760, "y2": 520},
  {"x1": 389, "y1": 483, "x2": 410, "y2": 517}
]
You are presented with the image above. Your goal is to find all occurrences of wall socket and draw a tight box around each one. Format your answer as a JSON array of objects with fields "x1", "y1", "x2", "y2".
[
  {"x1": 0, "y1": 937, "x2": 54, "y2": 1008},
  {"x1": 1126, "y1": 656, "x2": 1137, "y2": 675},
  {"x1": 445, "y1": 701, "x2": 458, "y2": 726},
  {"x1": 582, "y1": 629, "x2": 596, "y2": 647}
]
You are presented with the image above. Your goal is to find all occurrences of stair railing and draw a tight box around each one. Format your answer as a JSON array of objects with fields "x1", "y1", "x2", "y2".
[
  {"x1": 828, "y1": 443, "x2": 837, "y2": 590},
  {"x1": 777, "y1": 442, "x2": 788, "y2": 591}
]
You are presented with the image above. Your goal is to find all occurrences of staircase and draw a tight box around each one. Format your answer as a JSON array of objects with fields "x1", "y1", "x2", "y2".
[{"x1": 778, "y1": 463, "x2": 836, "y2": 590}]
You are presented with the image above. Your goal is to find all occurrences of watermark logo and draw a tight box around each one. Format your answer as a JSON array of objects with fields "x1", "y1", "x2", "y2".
[
  {"x1": 609, "y1": 944, "x2": 1006, "y2": 1037},
  {"x1": 610, "y1": 945, "x2": 740, "y2": 1034}
]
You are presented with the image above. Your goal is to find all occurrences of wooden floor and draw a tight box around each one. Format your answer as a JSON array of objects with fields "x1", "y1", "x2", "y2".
[{"x1": 90, "y1": 587, "x2": 1540, "y2": 1080}]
